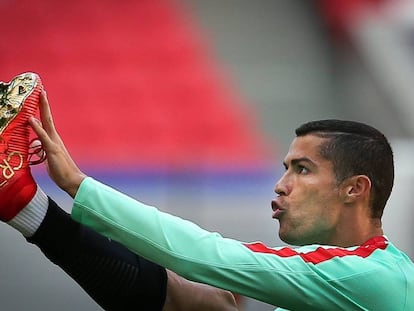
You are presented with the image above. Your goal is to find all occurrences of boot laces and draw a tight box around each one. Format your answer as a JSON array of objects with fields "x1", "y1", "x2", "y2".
[{"x1": 28, "y1": 138, "x2": 46, "y2": 165}]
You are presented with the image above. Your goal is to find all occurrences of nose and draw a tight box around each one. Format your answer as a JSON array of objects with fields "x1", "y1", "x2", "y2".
[{"x1": 274, "y1": 172, "x2": 289, "y2": 196}]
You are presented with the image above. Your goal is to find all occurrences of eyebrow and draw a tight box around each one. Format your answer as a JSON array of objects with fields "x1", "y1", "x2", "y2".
[{"x1": 283, "y1": 157, "x2": 315, "y2": 169}]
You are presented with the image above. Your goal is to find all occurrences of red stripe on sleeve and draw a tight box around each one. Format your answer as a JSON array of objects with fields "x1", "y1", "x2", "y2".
[{"x1": 243, "y1": 236, "x2": 388, "y2": 264}]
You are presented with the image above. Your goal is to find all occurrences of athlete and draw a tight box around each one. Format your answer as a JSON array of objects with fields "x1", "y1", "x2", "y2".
[
  {"x1": 6, "y1": 72, "x2": 414, "y2": 310},
  {"x1": 0, "y1": 72, "x2": 238, "y2": 311}
]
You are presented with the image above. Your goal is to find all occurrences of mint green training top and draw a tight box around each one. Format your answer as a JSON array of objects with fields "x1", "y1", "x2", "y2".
[{"x1": 71, "y1": 178, "x2": 414, "y2": 311}]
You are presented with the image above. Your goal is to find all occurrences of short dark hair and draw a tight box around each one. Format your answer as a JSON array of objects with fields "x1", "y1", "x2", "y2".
[{"x1": 295, "y1": 119, "x2": 394, "y2": 218}]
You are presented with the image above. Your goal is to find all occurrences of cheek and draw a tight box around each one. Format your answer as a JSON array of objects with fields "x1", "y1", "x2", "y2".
[
  {"x1": 285, "y1": 188, "x2": 336, "y2": 227},
  {"x1": 290, "y1": 187, "x2": 322, "y2": 212}
]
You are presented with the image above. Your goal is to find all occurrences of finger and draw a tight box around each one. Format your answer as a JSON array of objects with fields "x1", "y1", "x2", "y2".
[
  {"x1": 39, "y1": 90, "x2": 57, "y2": 135},
  {"x1": 36, "y1": 92, "x2": 79, "y2": 168},
  {"x1": 28, "y1": 116, "x2": 54, "y2": 152},
  {"x1": 38, "y1": 91, "x2": 66, "y2": 148}
]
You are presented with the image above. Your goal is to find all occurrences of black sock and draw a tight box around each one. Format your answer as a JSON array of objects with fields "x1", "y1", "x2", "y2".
[{"x1": 27, "y1": 198, "x2": 167, "y2": 311}]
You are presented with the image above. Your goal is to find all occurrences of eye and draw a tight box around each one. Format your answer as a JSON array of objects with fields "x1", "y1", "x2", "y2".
[{"x1": 296, "y1": 165, "x2": 309, "y2": 174}]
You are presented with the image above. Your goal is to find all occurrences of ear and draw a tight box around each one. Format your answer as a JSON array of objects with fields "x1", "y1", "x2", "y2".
[{"x1": 342, "y1": 175, "x2": 371, "y2": 204}]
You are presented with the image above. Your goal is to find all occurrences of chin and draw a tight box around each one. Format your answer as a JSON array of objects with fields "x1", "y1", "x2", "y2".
[
  {"x1": 279, "y1": 231, "x2": 313, "y2": 246},
  {"x1": 279, "y1": 232, "x2": 300, "y2": 246}
]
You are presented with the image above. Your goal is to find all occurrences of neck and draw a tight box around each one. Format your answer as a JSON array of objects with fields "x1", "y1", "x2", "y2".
[{"x1": 330, "y1": 211, "x2": 383, "y2": 247}]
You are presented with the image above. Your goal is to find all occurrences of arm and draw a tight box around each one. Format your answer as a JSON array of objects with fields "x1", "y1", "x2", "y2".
[{"x1": 165, "y1": 270, "x2": 237, "y2": 311}]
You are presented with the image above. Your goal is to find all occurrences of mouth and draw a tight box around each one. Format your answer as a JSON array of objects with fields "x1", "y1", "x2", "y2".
[{"x1": 271, "y1": 200, "x2": 285, "y2": 219}]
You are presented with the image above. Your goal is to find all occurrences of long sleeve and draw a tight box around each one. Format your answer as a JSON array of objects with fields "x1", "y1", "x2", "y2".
[{"x1": 71, "y1": 177, "x2": 414, "y2": 310}]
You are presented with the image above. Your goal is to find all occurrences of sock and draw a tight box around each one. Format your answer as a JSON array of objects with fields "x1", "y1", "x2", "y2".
[{"x1": 7, "y1": 185, "x2": 48, "y2": 237}]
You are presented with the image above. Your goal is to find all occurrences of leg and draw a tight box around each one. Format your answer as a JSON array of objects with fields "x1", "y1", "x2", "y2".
[
  {"x1": 27, "y1": 197, "x2": 238, "y2": 311},
  {"x1": 8, "y1": 189, "x2": 238, "y2": 311},
  {"x1": 27, "y1": 197, "x2": 167, "y2": 311}
]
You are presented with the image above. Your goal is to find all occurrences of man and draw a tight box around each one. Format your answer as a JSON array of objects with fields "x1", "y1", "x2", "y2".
[
  {"x1": 7, "y1": 72, "x2": 414, "y2": 310},
  {"x1": 0, "y1": 72, "x2": 238, "y2": 311}
]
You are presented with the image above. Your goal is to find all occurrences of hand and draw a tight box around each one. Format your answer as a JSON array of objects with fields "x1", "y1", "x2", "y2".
[
  {"x1": 164, "y1": 270, "x2": 238, "y2": 311},
  {"x1": 29, "y1": 91, "x2": 87, "y2": 198}
]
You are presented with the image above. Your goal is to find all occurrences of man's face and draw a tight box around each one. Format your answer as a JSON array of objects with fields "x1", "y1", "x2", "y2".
[{"x1": 272, "y1": 134, "x2": 345, "y2": 246}]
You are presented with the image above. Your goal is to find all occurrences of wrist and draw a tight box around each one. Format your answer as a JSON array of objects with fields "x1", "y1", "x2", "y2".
[{"x1": 65, "y1": 173, "x2": 87, "y2": 198}]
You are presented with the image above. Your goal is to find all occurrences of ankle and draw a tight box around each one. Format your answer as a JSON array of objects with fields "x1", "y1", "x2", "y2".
[
  {"x1": 0, "y1": 169, "x2": 37, "y2": 221},
  {"x1": 8, "y1": 186, "x2": 48, "y2": 237}
]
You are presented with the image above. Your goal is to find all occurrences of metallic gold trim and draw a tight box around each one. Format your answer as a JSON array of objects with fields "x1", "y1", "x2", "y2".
[
  {"x1": 0, "y1": 151, "x2": 24, "y2": 187},
  {"x1": 0, "y1": 73, "x2": 37, "y2": 133}
]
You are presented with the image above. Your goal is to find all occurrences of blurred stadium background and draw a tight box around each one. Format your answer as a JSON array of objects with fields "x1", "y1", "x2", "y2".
[{"x1": 0, "y1": 0, "x2": 413, "y2": 310}]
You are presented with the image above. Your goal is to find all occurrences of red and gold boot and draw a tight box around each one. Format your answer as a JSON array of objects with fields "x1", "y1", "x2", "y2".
[{"x1": 0, "y1": 72, "x2": 42, "y2": 221}]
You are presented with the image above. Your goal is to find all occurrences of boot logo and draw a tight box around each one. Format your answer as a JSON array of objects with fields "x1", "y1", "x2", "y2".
[{"x1": 0, "y1": 151, "x2": 23, "y2": 187}]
